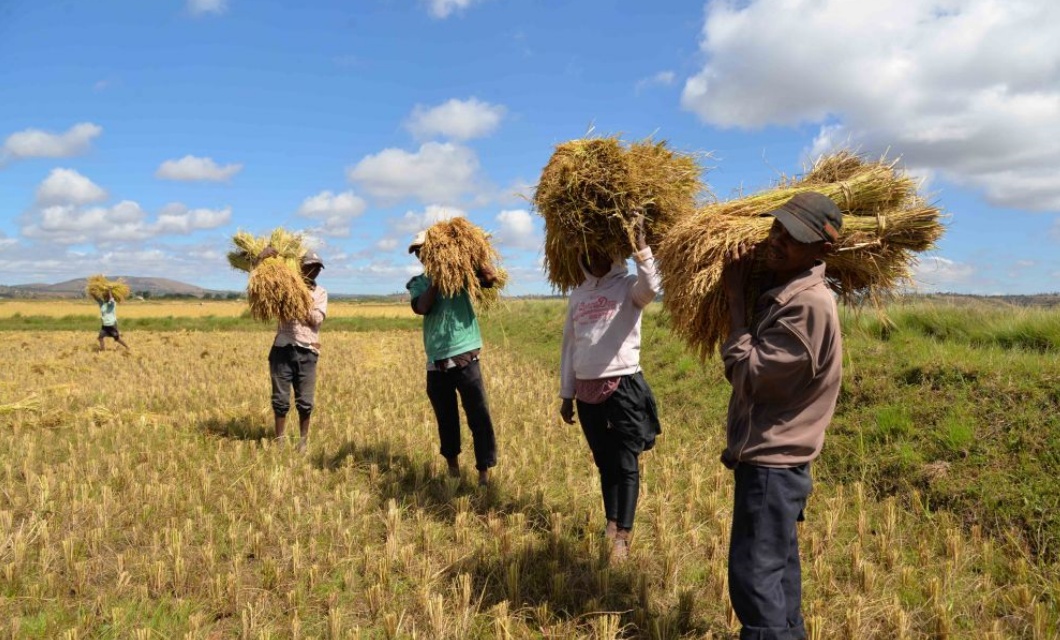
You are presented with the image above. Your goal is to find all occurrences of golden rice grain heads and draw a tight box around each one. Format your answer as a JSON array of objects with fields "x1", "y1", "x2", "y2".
[
  {"x1": 533, "y1": 136, "x2": 704, "y2": 292},
  {"x1": 657, "y1": 151, "x2": 944, "y2": 358},
  {"x1": 475, "y1": 266, "x2": 509, "y2": 312},
  {"x1": 85, "y1": 274, "x2": 131, "y2": 302},
  {"x1": 246, "y1": 257, "x2": 313, "y2": 323},
  {"x1": 227, "y1": 228, "x2": 306, "y2": 273},
  {"x1": 418, "y1": 217, "x2": 505, "y2": 303}
]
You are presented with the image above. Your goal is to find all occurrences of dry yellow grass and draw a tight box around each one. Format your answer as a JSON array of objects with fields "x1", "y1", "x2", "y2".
[
  {"x1": 84, "y1": 275, "x2": 131, "y2": 302},
  {"x1": 418, "y1": 217, "x2": 506, "y2": 309},
  {"x1": 0, "y1": 300, "x2": 415, "y2": 319},
  {"x1": 1, "y1": 327, "x2": 1055, "y2": 638},
  {"x1": 657, "y1": 151, "x2": 945, "y2": 358},
  {"x1": 534, "y1": 136, "x2": 705, "y2": 292}
]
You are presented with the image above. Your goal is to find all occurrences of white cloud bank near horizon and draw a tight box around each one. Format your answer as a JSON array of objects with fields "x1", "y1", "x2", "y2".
[{"x1": 681, "y1": 0, "x2": 1060, "y2": 212}]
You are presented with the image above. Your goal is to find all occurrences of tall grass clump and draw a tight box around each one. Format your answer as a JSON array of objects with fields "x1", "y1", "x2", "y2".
[
  {"x1": 228, "y1": 228, "x2": 312, "y2": 323},
  {"x1": 657, "y1": 151, "x2": 945, "y2": 358},
  {"x1": 418, "y1": 217, "x2": 507, "y2": 310},
  {"x1": 533, "y1": 136, "x2": 706, "y2": 292},
  {"x1": 85, "y1": 275, "x2": 131, "y2": 302}
]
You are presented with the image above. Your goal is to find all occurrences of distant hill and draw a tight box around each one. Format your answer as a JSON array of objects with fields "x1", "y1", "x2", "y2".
[{"x1": 0, "y1": 276, "x2": 228, "y2": 299}]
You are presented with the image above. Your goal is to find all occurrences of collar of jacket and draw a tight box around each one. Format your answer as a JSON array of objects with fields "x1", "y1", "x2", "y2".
[{"x1": 762, "y1": 261, "x2": 828, "y2": 306}]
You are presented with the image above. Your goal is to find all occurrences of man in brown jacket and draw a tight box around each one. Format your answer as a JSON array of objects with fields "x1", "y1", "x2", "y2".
[{"x1": 720, "y1": 191, "x2": 843, "y2": 640}]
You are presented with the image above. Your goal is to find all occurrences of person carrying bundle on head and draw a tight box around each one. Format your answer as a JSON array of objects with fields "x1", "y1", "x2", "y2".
[
  {"x1": 259, "y1": 247, "x2": 328, "y2": 453},
  {"x1": 557, "y1": 211, "x2": 662, "y2": 564},
  {"x1": 406, "y1": 230, "x2": 499, "y2": 486},
  {"x1": 92, "y1": 289, "x2": 130, "y2": 352},
  {"x1": 719, "y1": 192, "x2": 844, "y2": 640}
]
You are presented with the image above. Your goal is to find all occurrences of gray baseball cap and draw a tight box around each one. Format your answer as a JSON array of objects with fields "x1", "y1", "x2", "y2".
[
  {"x1": 767, "y1": 192, "x2": 843, "y2": 244},
  {"x1": 302, "y1": 251, "x2": 325, "y2": 269}
]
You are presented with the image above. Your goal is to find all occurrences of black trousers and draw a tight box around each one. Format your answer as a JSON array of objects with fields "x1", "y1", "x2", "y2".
[
  {"x1": 728, "y1": 463, "x2": 812, "y2": 640},
  {"x1": 269, "y1": 345, "x2": 318, "y2": 418},
  {"x1": 576, "y1": 372, "x2": 660, "y2": 531},
  {"x1": 426, "y1": 360, "x2": 497, "y2": 471}
]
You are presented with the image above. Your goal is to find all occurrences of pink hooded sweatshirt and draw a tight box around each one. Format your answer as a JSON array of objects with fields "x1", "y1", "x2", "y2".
[{"x1": 560, "y1": 247, "x2": 661, "y2": 399}]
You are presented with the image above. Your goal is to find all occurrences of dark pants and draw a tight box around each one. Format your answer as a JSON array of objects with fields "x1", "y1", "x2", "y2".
[
  {"x1": 269, "y1": 345, "x2": 319, "y2": 418},
  {"x1": 576, "y1": 372, "x2": 660, "y2": 531},
  {"x1": 729, "y1": 463, "x2": 812, "y2": 640},
  {"x1": 426, "y1": 360, "x2": 497, "y2": 471}
]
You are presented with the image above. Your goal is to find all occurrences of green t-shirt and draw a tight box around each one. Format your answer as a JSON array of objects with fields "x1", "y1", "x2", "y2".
[
  {"x1": 99, "y1": 300, "x2": 117, "y2": 326},
  {"x1": 406, "y1": 274, "x2": 483, "y2": 362}
]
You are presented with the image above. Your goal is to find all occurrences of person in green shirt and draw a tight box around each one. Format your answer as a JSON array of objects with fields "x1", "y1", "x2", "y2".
[
  {"x1": 406, "y1": 230, "x2": 499, "y2": 486},
  {"x1": 92, "y1": 291, "x2": 130, "y2": 351}
]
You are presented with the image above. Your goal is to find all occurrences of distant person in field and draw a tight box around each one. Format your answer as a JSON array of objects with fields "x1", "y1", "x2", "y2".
[
  {"x1": 720, "y1": 191, "x2": 844, "y2": 640},
  {"x1": 558, "y1": 211, "x2": 662, "y2": 563},
  {"x1": 406, "y1": 230, "x2": 499, "y2": 486},
  {"x1": 92, "y1": 290, "x2": 130, "y2": 351},
  {"x1": 259, "y1": 248, "x2": 328, "y2": 453}
]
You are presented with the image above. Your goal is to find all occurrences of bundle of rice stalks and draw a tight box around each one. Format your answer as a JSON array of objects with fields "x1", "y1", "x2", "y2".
[
  {"x1": 0, "y1": 394, "x2": 41, "y2": 416},
  {"x1": 418, "y1": 217, "x2": 506, "y2": 308},
  {"x1": 229, "y1": 228, "x2": 313, "y2": 323},
  {"x1": 658, "y1": 151, "x2": 945, "y2": 358},
  {"x1": 227, "y1": 228, "x2": 306, "y2": 273},
  {"x1": 246, "y1": 257, "x2": 313, "y2": 323},
  {"x1": 85, "y1": 275, "x2": 131, "y2": 302},
  {"x1": 533, "y1": 136, "x2": 705, "y2": 292},
  {"x1": 475, "y1": 267, "x2": 509, "y2": 312}
]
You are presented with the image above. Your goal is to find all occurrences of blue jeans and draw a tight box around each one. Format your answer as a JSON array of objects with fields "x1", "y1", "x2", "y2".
[{"x1": 729, "y1": 463, "x2": 812, "y2": 640}]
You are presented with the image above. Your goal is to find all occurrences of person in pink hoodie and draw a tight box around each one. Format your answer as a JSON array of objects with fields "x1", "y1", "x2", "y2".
[{"x1": 558, "y1": 213, "x2": 662, "y2": 562}]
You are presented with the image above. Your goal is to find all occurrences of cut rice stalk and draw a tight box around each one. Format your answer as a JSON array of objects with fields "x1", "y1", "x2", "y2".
[
  {"x1": 534, "y1": 136, "x2": 706, "y2": 292},
  {"x1": 657, "y1": 151, "x2": 945, "y2": 358}
]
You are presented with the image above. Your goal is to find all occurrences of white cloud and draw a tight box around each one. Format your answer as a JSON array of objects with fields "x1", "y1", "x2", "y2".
[
  {"x1": 154, "y1": 203, "x2": 232, "y2": 234},
  {"x1": 187, "y1": 0, "x2": 228, "y2": 16},
  {"x1": 405, "y1": 98, "x2": 506, "y2": 141},
  {"x1": 426, "y1": 0, "x2": 482, "y2": 19},
  {"x1": 36, "y1": 168, "x2": 107, "y2": 205},
  {"x1": 394, "y1": 204, "x2": 466, "y2": 235},
  {"x1": 376, "y1": 238, "x2": 399, "y2": 251},
  {"x1": 3, "y1": 123, "x2": 102, "y2": 160},
  {"x1": 911, "y1": 256, "x2": 977, "y2": 291},
  {"x1": 22, "y1": 198, "x2": 230, "y2": 245},
  {"x1": 347, "y1": 142, "x2": 482, "y2": 205},
  {"x1": 296, "y1": 190, "x2": 368, "y2": 236},
  {"x1": 156, "y1": 155, "x2": 243, "y2": 182},
  {"x1": 681, "y1": 0, "x2": 1060, "y2": 211},
  {"x1": 493, "y1": 209, "x2": 541, "y2": 251},
  {"x1": 636, "y1": 70, "x2": 676, "y2": 94}
]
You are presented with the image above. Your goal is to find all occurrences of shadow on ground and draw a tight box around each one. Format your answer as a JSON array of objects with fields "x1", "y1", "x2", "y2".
[
  {"x1": 314, "y1": 439, "x2": 718, "y2": 638},
  {"x1": 199, "y1": 414, "x2": 273, "y2": 441}
]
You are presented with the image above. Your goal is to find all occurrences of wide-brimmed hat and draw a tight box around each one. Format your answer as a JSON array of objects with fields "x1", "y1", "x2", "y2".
[
  {"x1": 408, "y1": 230, "x2": 427, "y2": 254},
  {"x1": 766, "y1": 192, "x2": 843, "y2": 243}
]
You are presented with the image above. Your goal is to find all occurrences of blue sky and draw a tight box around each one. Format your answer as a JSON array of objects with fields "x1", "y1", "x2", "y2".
[{"x1": 1, "y1": 0, "x2": 1058, "y2": 295}]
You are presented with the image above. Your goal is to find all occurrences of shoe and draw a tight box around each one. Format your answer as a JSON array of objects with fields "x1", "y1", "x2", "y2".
[
  {"x1": 477, "y1": 470, "x2": 489, "y2": 486},
  {"x1": 446, "y1": 458, "x2": 460, "y2": 478},
  {"x1": 604, "y1": 520, "x2": 618, "y2": 540},
  {"x1": 611, "y1": 530, "x2": 630, "y2": 563}
]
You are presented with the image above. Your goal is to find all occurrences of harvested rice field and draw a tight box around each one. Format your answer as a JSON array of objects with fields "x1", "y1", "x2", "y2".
[{"x1": 1, "y1": 301, "x2": 1058, "y2": 638}]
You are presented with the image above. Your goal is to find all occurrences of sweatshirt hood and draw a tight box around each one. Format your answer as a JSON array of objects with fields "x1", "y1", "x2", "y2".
[{"x1": 579, "y1": 254, "x2": 628, "y2": 287}]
